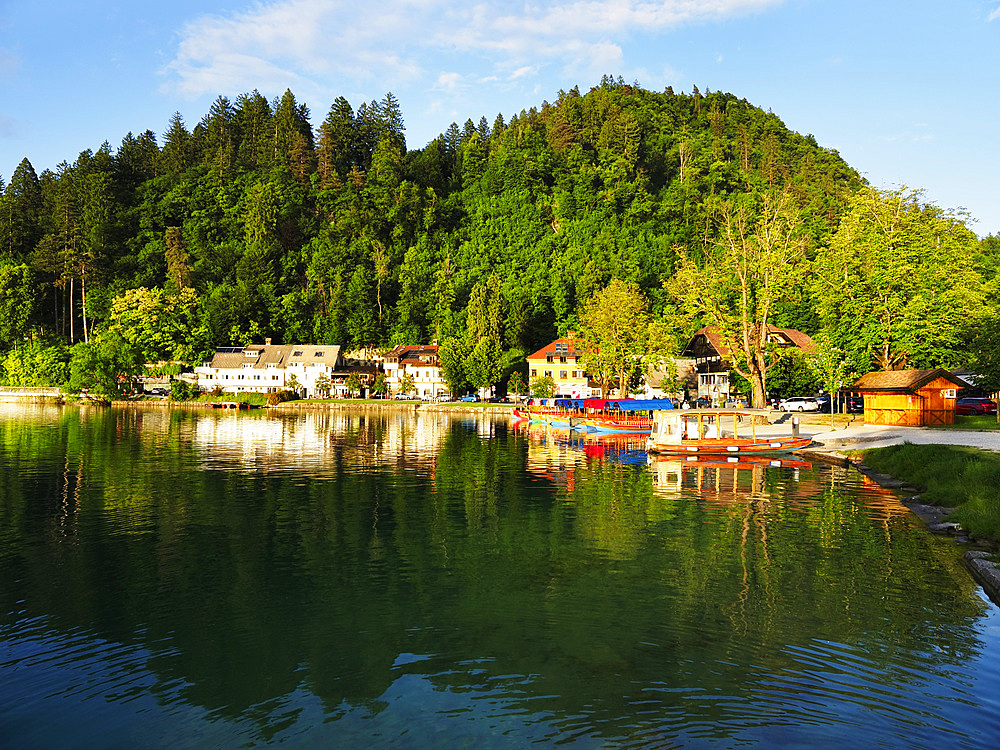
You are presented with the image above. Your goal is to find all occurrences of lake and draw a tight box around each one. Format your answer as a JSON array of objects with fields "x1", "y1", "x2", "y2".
[{"x1": 2, "y1": 405, "x2": 1000, "y2": 748}]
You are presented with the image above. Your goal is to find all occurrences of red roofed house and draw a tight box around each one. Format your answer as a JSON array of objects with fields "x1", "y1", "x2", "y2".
[
  {"x1": 525, "y1": 332, "x2": 600, "y2": 398},
  {"x1": 682, "y1": 325, "x2": 816, "y2": 404},
  {"x1": 383, "y1": 344, "x2": 447, "y2": 399}
]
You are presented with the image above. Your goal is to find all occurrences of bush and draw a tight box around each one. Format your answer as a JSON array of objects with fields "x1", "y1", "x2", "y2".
[
  {"x1": 266, "y1": 389, "x2": 300, "y2": 406},
  {"x1": 169, "y1": 379, "x2": 194, "y2": 401}
]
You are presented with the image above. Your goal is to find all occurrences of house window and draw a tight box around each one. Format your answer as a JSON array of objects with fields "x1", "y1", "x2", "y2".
[
  {"x1": 544, "y1": 370, "x2": 552, "y2": 378},
  {"x1": 293, "y1": 351, "x2": 303, "y2": 357},
  {"x1": 273, "y1": 375, "x2": 279, "y2": 381},
  {"x1": 314, "y1": 351, "x2": 323, "y2": 356},
  {"x1": 560, "y1": 357, "x2": 567, "y2": 364},
  {"x1": 559, "y1": 370, "x2": 567, "y2": 379}
]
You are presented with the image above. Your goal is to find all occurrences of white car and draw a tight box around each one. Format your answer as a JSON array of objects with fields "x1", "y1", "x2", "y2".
[{"x1": 779, "y1": 396, "x2": 820, "y2": 412}]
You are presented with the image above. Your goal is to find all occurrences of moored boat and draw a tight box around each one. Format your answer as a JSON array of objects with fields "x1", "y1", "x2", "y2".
[
  {"x1": 515, "y1": 397, "x2": 676, "y2": 434},
  {"x1": 577, "y1": 398, "x2": 671, "y2": 434},
  {"x1": 646, "y1": 409, "x2": 812, "y2": 454}
]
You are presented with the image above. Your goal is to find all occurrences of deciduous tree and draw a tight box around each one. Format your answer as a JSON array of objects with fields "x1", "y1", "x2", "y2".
[
  {"x1": 813, "y1": 187, "x2": 981, "y2": 373},
  {"x1": 671, "y1": 191, "x2": 810, "y2": 408},
  {"x1": 579, "y1": 278, "x2": 671, "y2": 398}
]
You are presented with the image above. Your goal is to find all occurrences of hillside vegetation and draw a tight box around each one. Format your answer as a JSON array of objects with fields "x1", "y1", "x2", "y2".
[{"x1": 1, "y1": 77, "x2": 996, "y2": 397}]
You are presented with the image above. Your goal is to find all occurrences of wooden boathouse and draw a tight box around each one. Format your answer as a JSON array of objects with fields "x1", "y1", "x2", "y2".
[{"x1": 851, "y1": 369, "x2": 965, "y2": 427}]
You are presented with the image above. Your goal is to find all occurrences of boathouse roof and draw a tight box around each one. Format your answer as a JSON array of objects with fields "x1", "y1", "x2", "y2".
[{"x1": 851, "y1": 368, "x2": 966, "y2": 393}]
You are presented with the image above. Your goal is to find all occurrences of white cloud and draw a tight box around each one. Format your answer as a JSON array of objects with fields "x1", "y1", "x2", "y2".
[
  {"x1": 990, "y1": 5, "x2": 1000, "y2": 21},
  {"x1": 880, "y1": 130, "x2": 934, "y2": 144},
  {"x1": 163, "y1": 0, "x2": 787, "y2": 98},
  {"x1": 434, "y1": 72, "x2": 465, "y2": 91}
]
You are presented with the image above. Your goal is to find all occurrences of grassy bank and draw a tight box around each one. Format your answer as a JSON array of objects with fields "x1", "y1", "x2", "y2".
[{"x1": 859, "y1": 443, "x2": 1000, "y2": 539}]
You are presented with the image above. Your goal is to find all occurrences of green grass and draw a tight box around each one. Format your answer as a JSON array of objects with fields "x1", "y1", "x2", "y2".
[
  {"x1": 859, "y1": 443, "x2": 1000, "y2": 539},
  {"x1": 940, "y1": 414, "x2": 1000, "y2": 430},
  {"x1": 191, "y1": 392, "x2": 270, "y2": 406}
]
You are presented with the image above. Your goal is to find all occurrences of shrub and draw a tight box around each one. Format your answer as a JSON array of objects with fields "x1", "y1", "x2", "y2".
[{"x1": 169, "y1": 379, "x2": 194, "y2": 401}]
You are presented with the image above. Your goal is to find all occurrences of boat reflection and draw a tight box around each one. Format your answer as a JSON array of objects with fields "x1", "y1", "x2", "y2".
[{"x1": 648, "y1": 453, "x2": 812, "y2": 500}]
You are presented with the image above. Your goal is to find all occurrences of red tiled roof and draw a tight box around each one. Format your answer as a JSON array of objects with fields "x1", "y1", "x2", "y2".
[{"x1": 527, "y1": 337, "x2": 589, "y2": 361}]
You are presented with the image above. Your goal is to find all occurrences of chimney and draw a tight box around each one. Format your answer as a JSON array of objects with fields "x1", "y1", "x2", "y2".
[
  {"x1": 265, "y1": 338, "x2": 272, "y2": 346},
  {"x1": 567, "y1": 330, "x2": 576, "y2": 339}
]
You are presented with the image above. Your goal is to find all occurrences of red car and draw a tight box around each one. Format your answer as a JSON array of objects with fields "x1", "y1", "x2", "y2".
[{"x1": 956, "y1": 397, "x2": 998, "y2": 416}]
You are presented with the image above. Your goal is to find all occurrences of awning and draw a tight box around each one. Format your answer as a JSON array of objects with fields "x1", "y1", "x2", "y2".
[
  {"x1": 554, "y1": 398, "x2": 586, "y2": 409},
  {"x1": 608, "y1": 398, "x2": 675, "y2": 411},
  {"x1": 582, "y1": 398, "x2": 674, "y2": 411}
]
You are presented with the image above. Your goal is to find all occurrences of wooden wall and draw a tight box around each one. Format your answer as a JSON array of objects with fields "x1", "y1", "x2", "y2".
[{"x1": 861, "y1": 376, "x2": 957, "y2": 426}]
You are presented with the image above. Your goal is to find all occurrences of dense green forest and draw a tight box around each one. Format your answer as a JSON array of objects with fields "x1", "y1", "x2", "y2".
[{"x1": 1, "y1": 77, "x2": 997, "y2": 396}]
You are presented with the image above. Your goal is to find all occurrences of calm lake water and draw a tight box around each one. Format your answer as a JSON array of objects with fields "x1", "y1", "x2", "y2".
[{"x1": 2, "y1": 404, "x2": 1000, "y2": 748}]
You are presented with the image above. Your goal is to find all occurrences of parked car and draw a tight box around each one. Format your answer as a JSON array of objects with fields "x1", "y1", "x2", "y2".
[
  {"x1": 778, "y1": 396, "x2": 820, "y2": 412},
  {"x1": 459, "y1": 395, "x2": 479, "y2": 402},
  {"x1": 956, "y1": 397, "x2": 998, "y2": 416},
  {"x1": 813, "y1": 394, "x2": 863, "y2": 413}
]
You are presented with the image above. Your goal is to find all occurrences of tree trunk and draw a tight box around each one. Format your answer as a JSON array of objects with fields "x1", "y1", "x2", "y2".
[
  {"x1": 81, "y1": 272, "x2": 89, "y2": 344},
  {"x1": 750, "y1": 368, "x2": 767, "y2": 409}
]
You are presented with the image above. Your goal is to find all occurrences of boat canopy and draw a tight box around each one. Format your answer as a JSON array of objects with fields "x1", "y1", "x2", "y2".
[
  {"x1": 582, "y1": 398, "x2": 675, "y2": 411},
  {"x1": 554, "y1": 398, "x2": 586, "y2": 409},
  {"x1": 608, "y1": 398, "x2": 675, "y2": 411}
]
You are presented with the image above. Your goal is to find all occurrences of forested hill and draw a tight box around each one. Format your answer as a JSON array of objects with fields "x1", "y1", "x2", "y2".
[{"x1": 0, "y1": 79, "x2": 864, "y2": 367}]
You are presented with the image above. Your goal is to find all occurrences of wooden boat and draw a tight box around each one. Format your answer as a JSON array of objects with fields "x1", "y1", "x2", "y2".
[{"x1": 646, "y1": 409, "x2": 812, "y2": 455}]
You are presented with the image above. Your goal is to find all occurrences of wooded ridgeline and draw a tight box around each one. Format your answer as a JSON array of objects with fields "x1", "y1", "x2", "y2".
[{"x1": 1, "y1": 77, "x2": 998, "y2": 395}]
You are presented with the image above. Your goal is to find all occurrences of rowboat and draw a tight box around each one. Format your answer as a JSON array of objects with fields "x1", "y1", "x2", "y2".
[{"x1": 646, "y1": 409, "x2": 812, "y2": 454}]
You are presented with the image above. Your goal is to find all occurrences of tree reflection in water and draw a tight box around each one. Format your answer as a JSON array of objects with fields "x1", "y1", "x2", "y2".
[{"x1": 0, "y1": 405, "x2": 996, "y2": 748}]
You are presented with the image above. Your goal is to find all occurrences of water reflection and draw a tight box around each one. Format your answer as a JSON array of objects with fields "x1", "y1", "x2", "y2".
[{"x1": 1, "y1": 406, "x2": 998, "y2": 748}]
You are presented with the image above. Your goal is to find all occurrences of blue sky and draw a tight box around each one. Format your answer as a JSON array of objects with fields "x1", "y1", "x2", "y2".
[{"x1": 2, "y1": 0, "x2": 999, "y2": 236}]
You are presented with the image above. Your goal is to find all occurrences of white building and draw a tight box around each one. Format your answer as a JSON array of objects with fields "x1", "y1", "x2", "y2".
[{"x1": 196, "y1": 341, "x2": 376, "y2": 398}]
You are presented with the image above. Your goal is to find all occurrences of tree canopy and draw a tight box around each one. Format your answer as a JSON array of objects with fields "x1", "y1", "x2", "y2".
[{"x1": 1, "y1": 80, "x2": 996, "y2": 393}]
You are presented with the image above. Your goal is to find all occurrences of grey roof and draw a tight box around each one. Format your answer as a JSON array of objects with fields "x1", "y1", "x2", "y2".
[
  {"x1": 206, "y1": 343, "x2": 340, "y2": 369},
  {"x1": 851, "y1": 368, "x2": 965, "y2": 392}
]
